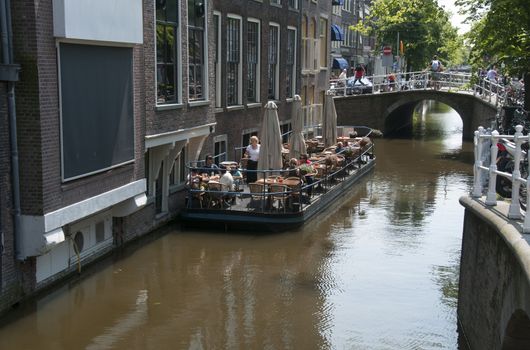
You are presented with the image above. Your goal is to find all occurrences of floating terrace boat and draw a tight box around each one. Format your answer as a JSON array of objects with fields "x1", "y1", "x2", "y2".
[{"x1": 180, "y1": 126, "x2": 376, "y2": 232}]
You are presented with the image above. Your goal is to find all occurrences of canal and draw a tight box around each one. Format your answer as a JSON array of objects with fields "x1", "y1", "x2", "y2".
[{"x1": 0, "y1": 101, "x2": 473, "y2": 349}]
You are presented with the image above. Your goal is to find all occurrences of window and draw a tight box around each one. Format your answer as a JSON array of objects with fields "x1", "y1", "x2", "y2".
[
  {"x1": 332, "y1": 4, "x2": 341, "y2": 15},
  {"x1": 311, "y1": 18, "x2": 319, "y2": 71},
  {"x1": 319, "y1": 17, "x2": 328, "y2": 68},
  {"x1": 288, "y1": 0, "x2": 298, "y2": 9},
  {"x1": 188, "y1": 0, "x2": 206, "y2": 101},
  {"x1": 280, "y1": 123, "x2": 292, "y2": 144},
  {"x1": 343, "y1": 0, "x2": 351, "y2": 12},
  {"x1": 214, "y1": 12, "x2": 221, "y2": 107},
  {"x1": 155, "y1": 160, "x2": 164, "y2": 213},
  {"x1": 270, "y1": 0, "x2": 281, "y2": 5},
  {"x1": 214, "y1": 135, "x2": 227, "y2": 164},
  {"x1": 286, "y1": 27, "x2": 296, "y2": 98},
  {"x1": 59, "y1": 43, "x2": 134, "y2": 180},
  {"x1": 170, "y1": 146, "x2": 187, "y2": 186},
  {"x1": 301, "y1": 16, "x2": 307, "y2": 71},
  {"x1": 156, "y1": 0, "x2": 179, "y2": 104},
  {"x1": 227, "y1": 15, "x2": 242, "y2": 106},
  {"x1": 247, "y1": 19, "x2": 260, "y2": 103},
  {"x1": 95, "y1": 221, "x2": 105, "y2": 243},
  {"x1": 268, "y1": 23, "x2": 279, "y2": 100}
]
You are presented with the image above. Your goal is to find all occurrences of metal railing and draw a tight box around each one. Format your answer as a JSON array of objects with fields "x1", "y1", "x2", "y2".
[
  {"x1": 186, "y1": 126, "x2": 375, "y2": 214},
  {"x1": 329, "y1": 70, "x2": 473, "y2": 96},
  {"x1": 328, "y1": 70, "x2": 520, "y2": 111},
  {"x1": 186, "y1": 143, "x2": 374, "y2": 214},
  {"x1": 472, "y1": 125, "x2": 530, "y2": 233}
]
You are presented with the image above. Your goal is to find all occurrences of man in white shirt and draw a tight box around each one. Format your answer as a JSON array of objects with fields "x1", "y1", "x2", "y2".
[
  {"x1": 219, "y1": 165, "x2": 235, "y2": 203},
  {"x1": 486, "y1": 66, "x2": 498, "y2": 82}
]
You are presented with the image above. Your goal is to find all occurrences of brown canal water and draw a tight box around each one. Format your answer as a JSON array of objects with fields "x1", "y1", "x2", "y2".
[{"x1": 0, "y1": 101, "x2": 473, "y2": 349}]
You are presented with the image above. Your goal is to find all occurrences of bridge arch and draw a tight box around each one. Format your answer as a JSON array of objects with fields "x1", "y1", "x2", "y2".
[
  {"x1": 383, "y1": 94, "x2": 467, "y2": 135},
  {"x1": 334, "y1": 90, "x2": 496, "y2": 140}
]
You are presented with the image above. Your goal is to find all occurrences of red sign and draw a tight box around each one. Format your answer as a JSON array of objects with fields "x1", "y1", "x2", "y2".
[{"x1": 383, "y1": 46, "x2": 392, "y2": 55}]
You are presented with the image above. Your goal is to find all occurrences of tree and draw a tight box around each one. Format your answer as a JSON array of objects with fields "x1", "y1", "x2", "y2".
[
  {"x1": 457, "y1": 0, "x2": 530, "y2": 109},
  {"x1": 351, "y1": 0, "x2": 461, "y2": 71}
]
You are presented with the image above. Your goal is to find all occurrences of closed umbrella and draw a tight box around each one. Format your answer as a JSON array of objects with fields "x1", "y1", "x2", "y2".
[
  {"x1": 257, "y1": 101, "x2": 283, "y2": 178},
  {"x1": 322, "y1": 90, "x2": 337, "y2": 147},
  {"x1": 289, "y1": 95, "x2": 307, "y2": 160}
]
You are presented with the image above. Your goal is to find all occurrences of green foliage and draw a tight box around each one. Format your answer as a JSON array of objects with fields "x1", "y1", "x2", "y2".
[
  {"x1": 355, "y1": 0, "x2": 465, "y2": 70},
  {"x1": 458, "y1": 0, "x2": 529, "y2": 108},
  {"x1": 460, "y1": 0, "x2": 530, "y2": 75}
]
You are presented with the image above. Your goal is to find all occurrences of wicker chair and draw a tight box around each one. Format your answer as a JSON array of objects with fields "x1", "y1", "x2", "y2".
[
  {"x1": 268, "y1": 184, "x2": 291, "y2": 212},
  {"x1": 207, "y1": 182, "x2": 226, "y2": 209}
]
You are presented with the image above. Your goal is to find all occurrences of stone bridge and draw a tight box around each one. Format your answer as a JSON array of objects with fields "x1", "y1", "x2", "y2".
[
  {"x1": 334, "y1": 90, "x2": 498, "y2": 140},
  {"x1": 459, "y1": 197, "x2": 530, "y2": 350}
]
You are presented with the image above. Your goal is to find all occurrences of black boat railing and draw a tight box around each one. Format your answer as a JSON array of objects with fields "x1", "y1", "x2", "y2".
[{"x1": 185, "y1": 132, "x2": 374, "y2": 214}]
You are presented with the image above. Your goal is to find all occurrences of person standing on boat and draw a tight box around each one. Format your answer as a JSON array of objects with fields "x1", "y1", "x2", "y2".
[{"x1": 245, "y1": 136, "x2": 260, "y2": 183}]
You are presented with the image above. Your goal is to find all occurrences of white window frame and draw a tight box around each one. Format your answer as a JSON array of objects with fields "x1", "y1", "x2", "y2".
[
  {"x1": 187, "y1": 0, "x2": 209, "y2": 105},
  {"x1": 226, "y1": 13, "x2": 243, "y2": 107},
  {"x1": 268, "y1": 22, "x2": 280, "y2": 101},
  {"x1": 319, "y1": 16, "x2": 328, "y2": 69},
  {"x1": 343, "y1": 0, "x2": 351, "y2": 12},
  {"x1": 288, "y1": 0, "x2": 299, "y2": 9},
  {"x1": 155, "y1": 0, "x2": 182, "y2": 107},
  {"x1": 213, "y1": 134, "x2": 228, "y2": 164},
  {"x1": 170, "y1": 146, "x2": 187, "y2": 189},
  {"x1": 332, "y1": 4, "x2": 341, "y2": 16},
  {"x1": 247, "y1": 18, "x2": 261, "y2": 104},
  {"x1": 214, "y1": 11, "x2": 221, "y2": 108},
  {"x1": 286, "y1": 26, "x2": 297, "y2": 99}
]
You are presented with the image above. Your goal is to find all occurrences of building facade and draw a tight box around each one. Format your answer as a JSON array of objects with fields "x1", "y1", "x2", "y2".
[
  {"x1": 207, "y1": 0, "x2": 301, "y2": 162},
  {"x1": 1, "y1": 0, "x2": 372, "y2": 315}
]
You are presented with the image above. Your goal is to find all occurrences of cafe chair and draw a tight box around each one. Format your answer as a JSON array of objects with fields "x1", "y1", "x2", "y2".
[
  {"x1": 248, "y1": 182, "x2": 267, "y2": 210},
  {"x1": 207, "y1": 181, "x2": 227, "y2": 209},
  {"x1": 269, "y1": 184, "x2": 291, "y2": 212}
]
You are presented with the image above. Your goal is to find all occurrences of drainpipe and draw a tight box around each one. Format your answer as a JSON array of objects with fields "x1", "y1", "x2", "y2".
[{"x1": 1, "y1": 0, "x2": 22, "y2": 260}]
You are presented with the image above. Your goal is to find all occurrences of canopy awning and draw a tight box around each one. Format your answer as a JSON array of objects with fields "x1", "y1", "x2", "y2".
[
  {"x1": 330, "y1": 24, "x2": 344, "y2": 41},
  {"x1": 332, "y1": 57, "x2": 349, "y2": 70}
]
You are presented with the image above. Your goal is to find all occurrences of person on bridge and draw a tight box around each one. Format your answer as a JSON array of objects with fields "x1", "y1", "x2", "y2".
[
  {"x1": 353, "y1": 64, "x2": 365, "y2": 85},
  {"x1": 338, "y1": 68, "x2": 348, "y2": 87},
  {"x1": 388, "y1": 73, "x2": 396, "y2": 91},
  {"x1": 428, "y1": 55, "x2": 443, "y2": 90}
]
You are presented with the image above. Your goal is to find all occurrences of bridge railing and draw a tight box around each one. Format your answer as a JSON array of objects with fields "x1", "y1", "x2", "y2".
[
  {"x1": 329, "y1": 70, "x2": 472, "y2": 96},
  {"x1": 473, "y1": 77, "x2": 507, "y2": 108},
  {"x1": 472, "y1": 125, "x2": 530, "y2": 233}
]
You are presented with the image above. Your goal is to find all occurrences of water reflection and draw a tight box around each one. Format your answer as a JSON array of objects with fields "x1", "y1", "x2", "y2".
[{"x1": 0, "y1": 101, "x2": 471, "y2": 349}]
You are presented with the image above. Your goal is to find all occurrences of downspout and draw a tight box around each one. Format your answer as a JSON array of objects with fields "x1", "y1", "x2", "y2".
[{"x1": 0, "y1": 0, "x2": 22, "y2": 260}]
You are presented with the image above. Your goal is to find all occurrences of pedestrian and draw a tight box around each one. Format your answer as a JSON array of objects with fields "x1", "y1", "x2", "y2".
[
  {"x1": 486, "y1": 65, "x2": 498, "y2": 94},
  {"x1": 353, "y1": 64, "x2": 365, "y2": 85},
  {"x1": 388, "y1": 73, "x2": 396, "y2": 91},
  {"x1": 338, "y1": 68, "x2": 347, "y2": 87},
  {"x1": 428, "y1": 55, "x2": 443, "y2": 90},
  {"x1": 244, "y1": 135, "x2": 260, "y2": 183},
  {"x1": 486, "y1": 65, "x2": 498, "y2": 82}
]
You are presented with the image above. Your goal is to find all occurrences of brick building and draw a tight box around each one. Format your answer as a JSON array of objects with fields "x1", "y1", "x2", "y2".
[{"x1": 0, "y1": 0, "x2": 354, "y2": 315}]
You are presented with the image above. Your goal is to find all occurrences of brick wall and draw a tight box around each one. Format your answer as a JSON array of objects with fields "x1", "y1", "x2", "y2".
[
  {"x1": 12, "y1": 0, "x2": 145, "y2": 215},
  {"x1": 209, "y1": 0, "x2": 300, "y2": 156},
  {"x1": 145, "y1": 0, "x2": 216, "y2": 137},
  {"x1": 0, "y1": 81, "x2": 20, "y2": 315}
]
